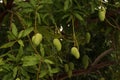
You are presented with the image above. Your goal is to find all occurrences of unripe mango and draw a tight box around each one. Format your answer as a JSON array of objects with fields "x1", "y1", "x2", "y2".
[
  {"x1": 64, "y1": 64, "x2": 69, "y2": 72},
  {"x1": 99, "y1": 77, "x2": 105, "y2": 80},
  {"x1": 69, "y1": 62, "x2": 74, "y2": 70},
  {"x1": 71, "y1": 47, "x2": 80, "y2": 59},
  {"x1": 82, "y1": 55, "x2": 89, "y2": 69},
  {"x1": 86, "y1": 32, "x2": 91, "y2": 43},
  {"x1": 53, "y1": 38, "x2": 62, "y2": 51},
  {"x1": 98, "y1": 6, "x2": 106, "y2": 21},
  {"x1": 32, "y1": 33, "x2": 42, "y2": 46}
]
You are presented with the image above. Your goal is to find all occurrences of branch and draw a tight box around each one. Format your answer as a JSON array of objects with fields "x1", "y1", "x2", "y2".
[
  {"x1": 91, "y1": 48, "x2": 114, "y2": 67},
  {"x1": 54, "y1": 61, "x2": 116, "y2": 80}
]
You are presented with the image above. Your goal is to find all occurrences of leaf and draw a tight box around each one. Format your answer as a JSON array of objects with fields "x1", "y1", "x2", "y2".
[
  {"x1": 0, "y1": 58, "x2": 5, "y2": 65},
  {"x1": 18, "y1": 30, "x2": 24, "y2": 39},
  {"x1": 2, "y1": 73, "x2": 14, "y2": 80},
  {"x1": 0, "y1": 41, "x2": 15, "y2": 48},
  {"x1": 73, "y1": 13, "x2": 84, "y2": 21},
  {"x1": 39, "y1": 70, "x2": 48, "y2": 78},
  {"x1": 64, "y1": 0, "x2": 70, "y2": 11},
  {"x1": 15, "y1": 78, "x2": 21, "y2": 80},
  {"x1": 18, "y1": 27, "x2": 33, "y2": 38},
  {"x1": 40, "y1": 44, "x2": 45, "y2": 57},
  {"x1": 11, "y1": 23, "x2": 18, "y2": 37},
  {"x1": 13, "y1": 67, "x2": 18, "y2": 78},
  {"x1": 18, "y1": 39, "x2": 24, "y2": 47},
  {"x1": 22, "y1": 27, "x2": 34, "y2": 37},
  {"x1": 7, "y1": 31, "x2": 16, "y2": 40},
  {"x1": 22, "y1": 55, "x2": 40, "y2": 66},
  {"x1": 16, "y1": 46, "x2": 24, "y2": 62},
  {"x1": 41, "y1": 0, "x2": 53, "y2": 4},
  {"x1": 44, "y1": 59, "x2": 54, "y2": 64},
  {"x1": 50, "y1": 68, "x2": 60, "y2": 73}
]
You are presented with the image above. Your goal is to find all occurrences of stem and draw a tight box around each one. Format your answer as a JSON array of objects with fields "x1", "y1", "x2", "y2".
[
  {"x1": 105, "y1": 19, "x2": 117, "y2": 29},
  {"x1": 36, "y1": 62, "x2": 41, "y2": 80},
  {"x1": 34, "y1": 10, "x2": 37, "y2": 33},
  {"x1": 72, "y1": 16, "x2": 79, "y2": 49}
]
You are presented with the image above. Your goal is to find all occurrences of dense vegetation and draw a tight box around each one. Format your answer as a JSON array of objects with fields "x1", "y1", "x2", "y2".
[{"x1": 0, "y1": 0, "x2": 120, "y2": 80}]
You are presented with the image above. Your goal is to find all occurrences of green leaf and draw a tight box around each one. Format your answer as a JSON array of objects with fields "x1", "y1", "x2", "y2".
[
  {"x1": 44, "y1": 59, "x2": 54, "y2": 64},
  {"x1": 13, "y1": 67, "x2": 18, "y2": 78},
  {"x1": 73, "y1": 13, "x2": 84, "y2": 21},
  {"x1": 7, "y1": 31, "x2": 16, "y2": 40},
  {"x1": 40, "y1": 44, "x2": 45, "y2": 57},
  {"x1": 0, "y1": 41, "x2": 15, "y2": 48},
  {"x1": 15, "y1": 78, "x2": 21, "y2": 80},
  {"x1": 11, "y1": 23, "x2": 18, "y2": 37},
  {"x1": 18, "y1": 30, "x2": 24, "y2": 39},
  {"x1": 64, "y1": 0, "x2": 70, "y2": 11},
  {"x1": 0, "y1": 58, "x2": 5, "y2": 65},
  {"x1": 22, "y1": 55, "x2": 40, "y2": 66},
  {"x1": 16, "y1": 46, "x2": 23, "y2": 62},
  {"x1": 22, "y1": 27, "x2": 34, "y2": 37},
  {"x1": 39, "y1": 70, "x2": 48, "y2": 78},
  {"x1": 18, "y1": 39, "x2": 24, "y2": 47},
  {"x1": 50, "y1": 68, "x2": 60, "y2": 74},
  {"x1": 18, "y1": 27, "x2": 33, "y2": 38},
  {"x1": 2, "y1": 73, "x2": 14, "y2": 80}
]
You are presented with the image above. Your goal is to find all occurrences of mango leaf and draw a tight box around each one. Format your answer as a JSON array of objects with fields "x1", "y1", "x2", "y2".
[
  {"x1": 15, "y1": 78, "x2": 21, "y2": 80},
  {"x1": 0, "y1": 41, "x2": 15, "y2": 48},
  {"x1": 39, "y1": 70, "x2": 48, "y2": 78},
  {"x1": 73, "y1": 13, "x2": 84, "y2": 21},
  {"x1": 40, "y1": 44, "x2": 45, "y2": 57},
  {"x1": 18, "y1": 30, "x2": 24, "y2": 39},
  {"x1": 41, "y1": 0, "x2": 53, "y2": 4},
  {"x1": 2, "y1": 73, "x2": 14, "y2": 80},
  {"x1": 13, "y1": 67, "x2": 18, "y2": 78},
  {"x1": 7, "y1": 54, "x2": 16, "y2": 61},
  {"x1": 50, "y1": 68, "x2": 60, "y2": 74},
  {"x1": 22, "y1": 27, "x2": 34, "y2": 37},
  {"x1": 7, "y1": 31, "x2": 16, "y2": 40},
  {"x1": 44, "y1": 59, "x2": 54, "y2": 64},
  {"x1": 18, "y1": 39, "x2": 24, "y2": 47},
  {"x1": 18, "y1": 27, "x2": 33, "y2": 38},
  {"x1": 16, "y1": 46, "x2": 23, "y2": 62},
  {"x1": 64, "y1": 0, "x2": 69, "y2": 11},
  {"x1": 0, "y1": 58, "x2": 5, "y2": 65},
  {"x1": 20, "y1": 67, "x2": 30, "y2": 79},
  {"x1": 11, "y1": 23, "x2": 18, "y2": 37},
  {"x1": 22, "y1": 55, "x2": 40, "y2": 66}
]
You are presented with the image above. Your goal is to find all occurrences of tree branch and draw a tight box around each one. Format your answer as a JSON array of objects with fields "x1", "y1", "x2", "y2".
[
  {"x1": 54, "y1": 61, "x2": 116, "y2": 80},
  {"x1": 91, "y1": 48, "x2": 114, "y2": 67}
]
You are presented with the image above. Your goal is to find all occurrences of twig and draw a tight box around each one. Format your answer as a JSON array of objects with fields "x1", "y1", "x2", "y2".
[{"x1": 91, "y1": 48, "x2": 114, "y2": 67}]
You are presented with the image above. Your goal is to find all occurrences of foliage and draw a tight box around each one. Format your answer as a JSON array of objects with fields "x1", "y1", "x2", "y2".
[{"x1": 0, "y1": 0, "x2": 120, "y2": 80}]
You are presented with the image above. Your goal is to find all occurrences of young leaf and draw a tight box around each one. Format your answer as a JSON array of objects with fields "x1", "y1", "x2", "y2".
[
  {"x1": 44, "y1": 59, "x2": 54, "y2": 64},
  {"x1": 73, "y1": 13, "x2": 84, "y2": 21},
  {"x1": 0, "y1": 41, "x2": 15, "y2": 48},
  {"x1": 22, "y1": 27, "x2": 33, "y2": 37},
  {"x1": 39, "y1": 70, "x2": 48, "y2": 78},
  {"x1": 18, "y1": 39, "x2": 24, "y2": 47},
  {"x1": 50, "y1": 68, "x2": 60, "y2": 74},
  {"x1": 22, "y1": 55, "x2": 40, "y2": 66},
  {"x1": 40, "y1": 44, "x2": 45, "y2": 57},
  {"x1": 64, "y1": 0, "x2": 69, "y2": 11},
  {"x1": 13, "y1": 67, "x2": 18, "y2": 78},
  {"x1": 11, "y1": 23, "x2": 18, "y2": 37}
]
